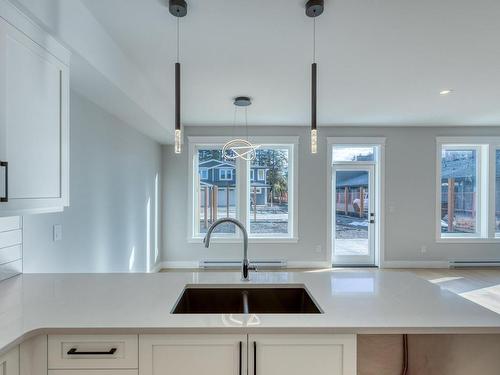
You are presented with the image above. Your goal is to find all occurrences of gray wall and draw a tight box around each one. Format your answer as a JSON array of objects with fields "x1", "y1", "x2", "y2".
[
  {"x1": 163, "y1": 125, "x2": 500, "y2": 266},
  {"x1": 23, "y1": 92, "x2": 162, "y2": 273}
]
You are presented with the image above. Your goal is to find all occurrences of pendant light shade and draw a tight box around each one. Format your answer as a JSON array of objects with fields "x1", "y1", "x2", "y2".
[
  {"x1": 306, "y1": 0, "x2": 323, "y2": 154},
  {"x1": 174, "y1": 62, "x2": 181, "y2": 154},
  {"x1": 311, "y1": 62, "x2": 317, "y2": 154},
  {"x1": 170, "y1": 0, "x2": 187, "y2": 154}
]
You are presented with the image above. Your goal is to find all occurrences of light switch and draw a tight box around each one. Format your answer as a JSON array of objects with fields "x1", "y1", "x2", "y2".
[{"x1": 53, "y1": 224, "x2": 62, "y2": 242}]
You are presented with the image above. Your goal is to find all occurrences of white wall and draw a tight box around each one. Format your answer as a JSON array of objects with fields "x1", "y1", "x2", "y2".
[
  {"x1": 22, "y1": 92, "x2": 162, "y2": 273},
  {"x1": 162, "y1": 125, "x2": 500, "y2": 267}
]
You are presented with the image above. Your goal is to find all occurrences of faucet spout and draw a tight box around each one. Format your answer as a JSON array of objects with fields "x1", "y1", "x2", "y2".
[{"x1": 203, "y1": 218, "x2": 252, "y2": 281}]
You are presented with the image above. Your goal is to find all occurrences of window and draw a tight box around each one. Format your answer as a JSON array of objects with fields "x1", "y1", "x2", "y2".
[
  {"x1": 193, "y1": 148, "x2": 237, "y2": 236},
  {"x1": 199, "y1": 168, "x2": 208, "y2": 180},
  {"x1": 436, "y1": 138, "x2": 496, "y2": 241},
  {"x1": 257, "y1": 169, "x2": 266, "y2": 181},
  {"x1": 219, "y1": 168, "x2": 233, "y2": 180},
  {"x1": 189, "y1": 137, "x2": 298, "y2": 241},
  {"x1": 249, "y1": 148, "x2": 292, "y2": 237},
  {"x1": 332, "y1": 146, "x2": 376, "y2": 162},
  {"x1": 440, "y1": 147, "x2": 479, "y2": 236}
]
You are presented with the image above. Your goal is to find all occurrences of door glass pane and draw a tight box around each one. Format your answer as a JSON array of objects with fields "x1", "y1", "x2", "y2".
[
  {"x1": 334, "y1": 170, "x2": 369, "y2": 256},
  {"x1": 332, "y1": 146, "x2": 375, "y2": 162},
  {"x1": 197, "y1": 149, "x2": 236, "y2": 235},
  {"x1": 440, "y1": 149, "x2": 477, "y2": 235},
  {"x1": 496, "y1": 149, "x2": 500, "y2": 236},
  {"x1": 249, "y1": 148, "x2": 289, "y2": 236}
]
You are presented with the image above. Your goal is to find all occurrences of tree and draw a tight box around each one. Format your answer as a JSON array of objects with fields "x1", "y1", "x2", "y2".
[{"x1": 254, "y1": 149, "x2": 288, "y2": 205}]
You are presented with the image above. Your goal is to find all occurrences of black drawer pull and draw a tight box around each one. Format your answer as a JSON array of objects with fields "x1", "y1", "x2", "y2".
[
  {"x1": 67, "y1": 348, "x2": 117, "y2": 355},
  {"x1": 253, "y1": 341, "x2": 257, "y2": 375},
  {"x1": 238, "y1": 341, "x2": 242, "y2": 375},
  {"x1": 0, "y1": 161, "x2": 7, "y2": 203}
]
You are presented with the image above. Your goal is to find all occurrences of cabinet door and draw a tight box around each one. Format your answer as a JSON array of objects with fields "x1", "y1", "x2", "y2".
[
  {"x1": 139, "y1": 335, "x2": 246, "y2": 375},
  {"x1": 249, "y1": 334, "x2": 356, "y2": 375},
  {"x1": 0, "y1": 346, "x2": 19, "y2": 375},
  {"x1": 0, "y1": 17, "x2": 69, "y2": 215}
]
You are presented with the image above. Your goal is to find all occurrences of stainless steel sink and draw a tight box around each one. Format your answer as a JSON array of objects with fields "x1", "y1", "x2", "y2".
[{"x1": 171, "y1": 286, "x2": 322, "y2": 314}]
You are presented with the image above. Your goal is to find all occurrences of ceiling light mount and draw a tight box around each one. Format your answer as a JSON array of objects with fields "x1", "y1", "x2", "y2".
[
  {"x1": 305, "y1": 0, "x2": 324, "y2": 17},
  {"x1": 169, "y1": 0, "x2": 187, "y2": 17},
  {"x1": 234, "y1": 96, "x2": 252, "y2": 107}
]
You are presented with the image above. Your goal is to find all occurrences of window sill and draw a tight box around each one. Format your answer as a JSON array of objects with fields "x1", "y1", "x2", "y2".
[
  {"x1": 436, "y1": 237, "x2": 500, "y2": 244},
  {"x1": 188, "y1": 237, "x2": 299, "y2": 244}
]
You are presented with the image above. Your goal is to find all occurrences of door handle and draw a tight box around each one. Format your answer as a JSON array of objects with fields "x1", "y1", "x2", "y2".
[
  {"x1": 0, "y1": 161, "x2": 7, "y2": 202},
  {"x1": 370, "y1": 213, "x2": 375, "y2": 224},
  {"x1": 238, "y1": 341, "x2": 242, "y2": 375},
  {"x1": 253, "y1": 341, "x2": 257, "y2": 375}
]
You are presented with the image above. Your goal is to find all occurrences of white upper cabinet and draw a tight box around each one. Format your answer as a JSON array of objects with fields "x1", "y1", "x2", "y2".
[{"x1": 0, "y1": 3, "x2": 70, "y2": 216}]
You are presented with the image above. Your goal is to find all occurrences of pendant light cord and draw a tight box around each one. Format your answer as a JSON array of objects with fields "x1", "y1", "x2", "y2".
[
  {"x1": 313, "y1": 17, "x2": 316, "y2": 63},
  {"x1": 176, "y1": 17, "x2": 180, "y2": 63}
]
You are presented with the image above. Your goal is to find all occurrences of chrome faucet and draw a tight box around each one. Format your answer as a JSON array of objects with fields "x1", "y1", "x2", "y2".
[{"x1": 203, "y1": 218, "x2": 254, "y2": 281}]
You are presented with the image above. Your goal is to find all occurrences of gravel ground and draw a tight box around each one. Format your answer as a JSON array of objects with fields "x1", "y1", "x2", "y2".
[{"x1": 335, "y1": 214, "x2": 368, "y2": 239}]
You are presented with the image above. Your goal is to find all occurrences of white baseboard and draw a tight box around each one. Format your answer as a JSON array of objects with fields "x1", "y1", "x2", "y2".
[
  {"x1": 381, "y1": 260, "x2": 449, "y2": 269},
  {"x1": 286, "y1": 261, "x2": 331, "y2": 269},
  {"x1": 156, "y1": 260, "x2": 331, "y2": 271},
  {"x1": 160, "y1": 261, "x2": 200, "y2": 269}
]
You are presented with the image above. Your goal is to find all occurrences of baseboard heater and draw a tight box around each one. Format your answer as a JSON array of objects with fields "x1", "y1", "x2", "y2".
[
  {"x1": 199, "y1": 260, "x2": 287, "y2": 269},
  {"x1": 449, "y1": 260, "x2": 500, "y2": 268}
]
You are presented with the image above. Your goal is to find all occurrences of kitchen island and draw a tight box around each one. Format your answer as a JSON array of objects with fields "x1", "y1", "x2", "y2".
[{"x1": 1, "y1": 270, "x2": 500, "y2": 374}]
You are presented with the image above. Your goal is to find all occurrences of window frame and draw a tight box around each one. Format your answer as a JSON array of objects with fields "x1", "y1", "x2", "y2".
[
  {"x1": 199, "y1": 167, "x2": 208, "y2": 180},
  {"x1": 250, "y1": 169, "x2": 254, "y2": 181},
  {"x1": 435, "y1": 137, "x2": 498, "y2": 243},
  {"x1": 257, "y1": 169, "x2": 265, "y2": 181},
  {"x1": 219, "y1": 168, "x2": 233, "y2": 181},
  {"x1": 188, "y1": 136, "x2": 299, "y2": 243}
]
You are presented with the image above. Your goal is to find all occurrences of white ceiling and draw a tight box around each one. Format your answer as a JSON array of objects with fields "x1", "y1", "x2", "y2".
[{"x1": 82, "y1": 0, "x2": 500, "y2": 128}]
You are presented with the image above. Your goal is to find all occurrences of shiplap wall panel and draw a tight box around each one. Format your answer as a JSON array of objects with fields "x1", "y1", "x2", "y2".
[
  {"x1": 0, "y1": 216, "x2": 22, "y2": 282},
  {"x1": 0, "y1": 217, "x2": 21, "y2": 232}
]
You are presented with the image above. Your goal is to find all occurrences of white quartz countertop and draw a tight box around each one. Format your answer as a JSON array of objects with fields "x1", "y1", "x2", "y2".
[{"x1": 1, "y1": 270, "x2": 500, "y2": 353}]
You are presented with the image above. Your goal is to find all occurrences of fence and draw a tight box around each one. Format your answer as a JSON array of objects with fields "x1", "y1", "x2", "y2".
[{"x1": 335, "y1": 187, "x2": 368, "y2": 218}]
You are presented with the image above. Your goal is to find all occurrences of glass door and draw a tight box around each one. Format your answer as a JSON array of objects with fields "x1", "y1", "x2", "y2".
[{"x1": 332, "y1": 164, "x2": 375, "y2": 266}]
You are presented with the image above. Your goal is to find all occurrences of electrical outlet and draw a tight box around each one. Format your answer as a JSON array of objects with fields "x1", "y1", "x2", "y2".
[
  {"x1": 315, "y1": 245, "x2": 322, "y2": 253},
  {"x1": 420, "y1": 245, "x2": 427, "y2": 254},
  {"x1": 53, "y1": 224, "x2": 62, "y2": 242}
]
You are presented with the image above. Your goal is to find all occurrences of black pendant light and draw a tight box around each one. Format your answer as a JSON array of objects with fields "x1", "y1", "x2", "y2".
[
  {"x1": 169, "y1": 0, "x2": 187, "y2": 154},
  {"x1": 306, "y1": 0, "x2": 323, "y2": 154}
]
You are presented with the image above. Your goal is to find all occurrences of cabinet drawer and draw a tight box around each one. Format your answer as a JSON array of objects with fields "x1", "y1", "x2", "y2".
[
  {"x1": 49, "y1": 371, "x2": 137, "y2": 375},
  {"x1": 48, "y1": 335, "x2": 138, "y2": 369}
]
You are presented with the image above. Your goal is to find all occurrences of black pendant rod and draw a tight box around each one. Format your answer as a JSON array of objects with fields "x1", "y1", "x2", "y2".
[
  {"x1": 175, "y1": 62, "x2": 181, "y2": 132},
  {"x1": 311, "y1": 62, "x2": 317, "y2": 131}
]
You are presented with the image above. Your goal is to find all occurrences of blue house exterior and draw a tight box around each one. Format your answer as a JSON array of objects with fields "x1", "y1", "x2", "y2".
[{"x1": 198, "y1": 159, "x2": 270, "y2": 206}]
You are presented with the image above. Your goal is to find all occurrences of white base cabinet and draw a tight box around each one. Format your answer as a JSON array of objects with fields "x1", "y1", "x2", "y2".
[
  {"x1": 139, "y1": 334, "x2": 356, "y2": 375},
  {"x1": 249, "y1": 334, "x2": 356, "y2": 375},
  {"x1": 139, "y1": 335, "x2": 246, "y2": 375},
  {"x1": 0, "y1": 346, "x2": 19, "y2": 375}
]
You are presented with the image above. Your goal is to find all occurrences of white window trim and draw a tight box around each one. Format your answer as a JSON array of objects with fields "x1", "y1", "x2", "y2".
[
  {"x1": 435, "y1": 136, "x2": 500, "y2": 243},
  {"x1": 326, "y1": 137, "x2": 386, "y2": 267},
  {"x1": 188, "y1": 136, "x2": 299, "y2": 243}
]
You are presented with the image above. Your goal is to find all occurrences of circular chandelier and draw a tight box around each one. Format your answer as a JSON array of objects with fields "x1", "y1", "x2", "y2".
[{"x1": 223, "y1": 97, "x2": 260, "y2": 161}]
